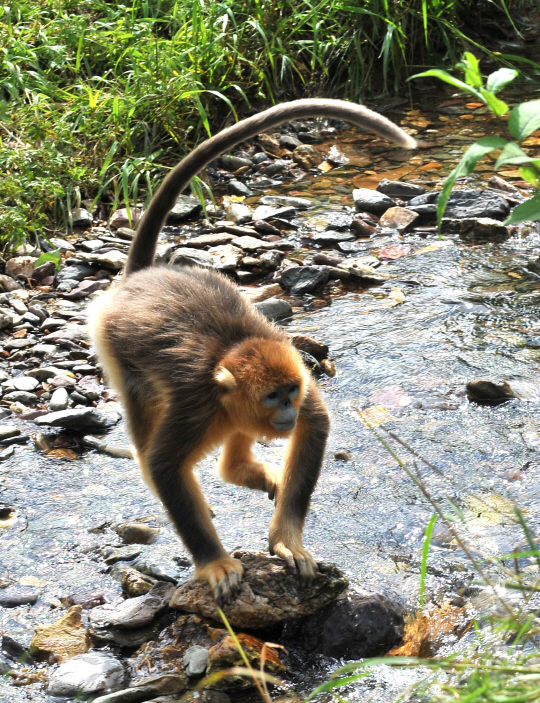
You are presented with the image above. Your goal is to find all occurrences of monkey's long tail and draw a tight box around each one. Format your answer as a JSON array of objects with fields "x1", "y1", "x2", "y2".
[{"x1": 125, "y1": 99, "x2": 416, "y2": 276}]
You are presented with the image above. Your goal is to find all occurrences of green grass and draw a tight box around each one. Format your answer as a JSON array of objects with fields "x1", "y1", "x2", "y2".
[{"x1": 1, "y1": 0, "x2": 539, "y2": 246}]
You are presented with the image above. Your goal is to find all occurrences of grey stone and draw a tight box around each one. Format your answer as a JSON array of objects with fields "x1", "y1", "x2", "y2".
[
  {"x1": 50, "y1": 387, "x2": 70, "y2": 412},
  {"x1": 80, "y1": 239, "x2": 104, "y2": 252},
  {"x1": 43, "y1": 323, "x2": 89, "y2": 346},
  {"x1": 352, "y1": 188, "x2": 396, "y2": 215},
  {"x1": 209, "y1": 244, "x2": 243, "y2": 272},
  {"x1": 12, "y1": 376, "x2": 39, "y2": 392},
  {"x1": 3, "y1": 391, "x2": 38, "y2": 406},
  {"x1": 50, "y1": 237, "x2": 76, "y2": 253},
  {"x1": 35, "y1": 407, "x2": 121, "y2": 430},
  {"x1": 0, "y1": 308, "x2": 17, "y2": 329},
  {"x1": 258, "y1": 250, "x2": 282, "y2": 271},
  {"x1": 280, "y1": 266, "x2": 330, "y2": 295},
  {"x1": 262, "y1": 159, "x2": 289, "y2": 176},
  {"x1": 311, "y1": 230, "x2": 355, "y2": 245},
  {"x1": 8, "y1": 298, "x2": 27, "y2": 314},
  {"x1": 56, "y1": 264, "x2": 96, "y2": 283},
  {"x1": 155, "y1": 243, "x2": 174, "y2": 265},
  {"x1": 279, "y1": 134, "x2": 302, "y2": 149},
  {"x1": 376, "y1": 179, "x2": 427, "y2": 199},
  {"x1": 337, "y1": 260, "x2": 390, "y2": 283},
  {"x1": 47, "y1": 651, "x2": 125, "y2": 698},
  {"x1": 32, "y1": 344, "x2": 59, "y2": 355},
  {"x1": 459, "y1": 217, "x2": 510, "y2": 242},
  {"x1": 225, "y1": 202, "x2": 252, "y2": 223},
  {"x1": 0, "y1": 654, "x2": 11, "y2": 674},
  {"x1": 252, "y1": 152, "x2": 268, "y2": 164},
  {"x1": 89, "y1": 582, "x2": 175, "y2": 631},
  {"x1": 407, "y1": 189, "x2": 510, "y2": 221},
  {"x1": 259, "y1": 195, "x2": 312, "y2": 209},
  {"x1": 169, "y1": 248, "x2": 213, "y2": 268},
  {"x1": 40, "y1": 317, "x2": 67, "y2": 331},
  {"x1": 167, "y1": 195, "x2": 202, "y2": 223},
  {"x1": 231, "y1": 235, "x2": 272, "y2": 252},
  {"x1": 26, "y1": 366, "x2": 65, "y2": 381},
  {"x1": 71, "y1": 208, "x2": 93, "y2": 227},
  {"x1": 252, "y1": 205, "x2": 296, "y2": 221},
  {"x1": 253, "y1": 298, "x2": 292, "y2": 321},
  {"x1": 22, "y1": 312, "x2": 40, "y2": 326},
  {"x1": 183, "y1": 645, "x2": 208, "y2": 677},
  {"x1": 227, "y1": 180, "x2": 253, "y2": 197},
  {"x1": 73, "y1": 250, "x2": 128, "y2": 270},
  {"x1": 220, "y1": 154, "x2": 253, "y2": 171},
  {"x1": 0, "y1": 275, "x2": 22, "y2": 292},
  {"x1": 0, "y1": 425, "x2": 21, "y2": 441},
  {"x1": 116, "y1": 227, "x2": 136, "y2": 241},
  {"x1": 56, "y1": 279, "x2": 80, "y2": 292},
  {"x1": 92, "y1": 687, "x2": 157, "y2": 703},
  {"x1": 3, "y1": 337, "x2": 36, "y2": 351},
  {"x1": 0, "y1": 586, "x2": 39, "y2": 607},
  {"x1": 116, "y1": 523, "x2": 160, "y2": 545}
]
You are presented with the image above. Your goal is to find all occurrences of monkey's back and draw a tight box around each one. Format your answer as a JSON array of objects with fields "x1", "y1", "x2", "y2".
[{"x1": 94, "y1": 265, "x2": 286, "y2": 387}]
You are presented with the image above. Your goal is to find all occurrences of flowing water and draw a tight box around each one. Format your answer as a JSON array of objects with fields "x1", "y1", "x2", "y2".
[{"x1": 2, "y1": 91, "x2": 540, "y2": 701}]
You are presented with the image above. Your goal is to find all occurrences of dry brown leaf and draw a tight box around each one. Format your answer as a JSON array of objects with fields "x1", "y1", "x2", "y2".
[
  {"x1": 46, "y1": 448, "x2": 79, "y2": 460},
  {"x1": 390, "y1": 603, "x2": 472, "y2": 658},
  {"x1": 356, "y1": 405, "x2": 394, "y2": 427},
  {"x1": 414, "y1": 244, "x2": 444, "y2": 255},
  {"x1": 12, "y1": 329, "x2": 27, "y2": 339}
]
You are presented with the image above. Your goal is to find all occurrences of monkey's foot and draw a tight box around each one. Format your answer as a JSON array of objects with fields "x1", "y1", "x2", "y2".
[
  {"x1": 220, "y1": 460, "x2": 279, "y2": 499},
  {"x1": 196, "y1": 556, "x2": 244, "y2": 606},
  {"x1": 269, "y1": 541, "x2": 318, "y2": 586}
]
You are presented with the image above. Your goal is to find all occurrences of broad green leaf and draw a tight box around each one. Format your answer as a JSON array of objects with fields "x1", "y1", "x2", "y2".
[
  {"x1": 519, "y1": 166, "x2": 540, "y2": 187},
  {"x1": 436, "y1": 136, "x2": 507, "y2": 229},
  {"x1": 458, "y1": 52, "x2": 483, "y2": 88},
  {"x1": 480, "y1": 89, "x2": 509, "y2": 117},
  {"x1": 34, "y1": 249, "x2": 62, "y2": 271},
  {"x1": 495, "y1": 141, "x2": 537, "y2": 168},
  {"x1": 508, "y1": 100, "x2": 540, "y2": 141},
  {"x1": 486, "y1": 67, "x2": 518, "y2": 94},
  {"x1": 410, "y1": 69, "x2": 483, "y2": 102},
  {"x1": 504, "y1": 193, "x2": 540, "y2": 225}
]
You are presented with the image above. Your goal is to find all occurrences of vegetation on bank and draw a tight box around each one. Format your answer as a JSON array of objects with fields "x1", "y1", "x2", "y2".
[{"x1": 1, "y1": 0, "x2": 539, "y2": 244}]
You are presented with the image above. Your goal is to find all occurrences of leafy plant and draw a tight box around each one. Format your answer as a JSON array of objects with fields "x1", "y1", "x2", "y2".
[{"x1": 412, "y1": 53, "x2": 540, "y2": 229}]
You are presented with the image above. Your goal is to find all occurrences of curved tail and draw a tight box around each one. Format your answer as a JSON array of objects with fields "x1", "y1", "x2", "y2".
[{"x1": 125, "y1": 99, "x2": 416, "y2": 276}]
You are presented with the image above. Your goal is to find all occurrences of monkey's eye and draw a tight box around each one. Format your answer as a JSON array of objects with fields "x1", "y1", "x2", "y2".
[
  {"x1": 267, "y1": 391, "x2": 278, "y2": 401},
  {"x1": 262, "y1": 390, "x2": 280, "y2": 407},
  {"x1": 289, "y1": 384, "x2": 299, "y2": 398}
]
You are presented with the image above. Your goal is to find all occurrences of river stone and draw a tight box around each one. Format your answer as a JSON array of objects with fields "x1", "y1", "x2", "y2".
[
  {"x1": 0, "y1": 274, "x2": 22, "y2": 292},
  {"x1": 183, "y1": 645, "x2": 209, "y2": 676},
  {"x1": 0, "y1": 425, "x2": 20, "y2": 441},
  {"x1": 220, "y1": 154, "x2": 253, "y2": 171},
  {"x1": 292, "y1": 144, "x2": 319, "y2": 170},
  {"x1": 89, "y1": 582, "x2": 175, "y2": 631},
  {"x1": 47, "y1": 651, "x2": 125, "y2": 698},
  {"x1": 225, "y1": 202, "x2": 252, "y2": 223},
  {"x1": 32, "y1": 260, "x2": 56, "y2": 282},
  {"x1": 63, "y1": 279, "x2": 110, "y2": 299},
  {"x1": 259, "y1": 195, "x2": 312, "y2": 210},
  {"x1": 207, "y1": 633, "x2": 285, "y2": 689},
  {"x1": 116, "y1": 522, "x2": 160, "y2": 545},
  {"x1": 30, "y1": 605, "x2": 91, "y2": 663},
  {"x1": 378, "y1": 207, "x2": 419, "y2": 233},
  {"x1": 80, "y1": 238, "x2": 105, "y2": 252},
  {"x1": 120, "y1": 569, "x2": 157, "y2": 598},
  {"x1": 169, "y1": 248, "x2": 213, "y2": 268},
  {"x1": 466, "y1": 380, "x2": 515, "y2": 403},
  {"x1": 167, "y1": 195, "x2": 202, "y2": 223},
  {"x1": 209, "y1": 244, "x2": 243, "y2": 272},
  {"x1": 0, "y1": 585, "x2": 39, "y2": 607},
  {"x1": 352, "y1": 189, "x2": 396, "y2": 215},
  {"x1": 350, "y1": 218, "x2": 377, "y2": 238},
  {"x1": 376, "y1": 180, "x2": 427, "y2": 199},
  {"x1": 294, "y1": 593, "x2": 405, "y2": 658},
  {"x1": 92, "y1": 688, "x2": 157, "y2": 703},
  {"x1": 300, "y1": 351, "x2": 322, "y2": 376},
  {"x1": 337, "y1": 260, "x2": 390, "y2": 283},
  {"x1": 263, "y1": 159, "x2": 288, "y2": 176},
  {"x1": 43, "y1": 323, "x2": 88, "y2": 346},
  {"x1": 280, "y1": 266, "x2": 330, "y2": 295},
  {"x1": 280, "y1": 134, "x2": 302, "y2": 149},
  {"x1": 311, "y1": 230, "x2": 355, "y2": 245},
  {"x1": 74, "y1": 250, "x2": 128, "y2": 270},
  {"x1": 56, "y1": 264, "x2": 96, "y2": 282},
  {"x1": 49, "y1": 387, "x2": 70, "y2": 412},
  {"x1": 170, "y1": 551, "x2": 348, "y2": 629},
  {"x1": 5, "y1": 256, "x2": 38, "y2": 279},
  {"x1": 459, "y1": 217, "x2": 510, "y2": 242},
  {"x1": 187, "y1": 233, "x2": 235, "y2": 248},
  {"x1": 291, "y1": 335, "x2": 329, "y2": 361},
  {"x1": 407, "y1": 189, "x2": 510, "y2": 221},
  {"x1": 71, "y1": 208, "x2": 93, "y2": 227},
  {"x1": 3, "y1": 391, "x2": 38, "y2": 406},
  {"x1": 35, "y1": 407, "x2": 121, "y2": 430},
  {"x1": 231, "y1": 235, "x2": 273, "y2": 251},
  {"x1": 0, "y1": 307, "x2": 17, "y2": 329},
  {"x1": 0, "y1": 654, "x2": 10, "y2": 674},
  {"x1": 3, "y1": 337, "x2": 36, "y2": 351},
  {"x1": 227, "y1": 180, "x2": 253, "y2": 197}
]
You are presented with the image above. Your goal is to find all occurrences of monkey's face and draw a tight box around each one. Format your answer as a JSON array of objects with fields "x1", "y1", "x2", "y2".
[{"x1": 261, "y1": 383, "x2": 300, "y2": 432}]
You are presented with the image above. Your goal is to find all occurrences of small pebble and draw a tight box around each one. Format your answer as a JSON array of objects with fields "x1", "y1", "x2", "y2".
[{"x1": 334, "y1": 451, "x2": 352, "y2": 462}]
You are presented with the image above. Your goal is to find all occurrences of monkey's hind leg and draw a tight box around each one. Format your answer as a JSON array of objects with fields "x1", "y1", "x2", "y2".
[{"x1": 218, "y1": 433, "x2": 280, "y2": 499}]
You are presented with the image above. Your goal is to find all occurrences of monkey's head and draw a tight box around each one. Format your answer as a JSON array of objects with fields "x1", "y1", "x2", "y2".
[{"x1": 214, "y1": 338, "x2": 308, "y2": 436}]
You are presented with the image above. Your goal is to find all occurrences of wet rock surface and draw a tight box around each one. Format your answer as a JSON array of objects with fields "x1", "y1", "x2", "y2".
[
  {"x1": 47, "y1": 651, "x2": 125, "y2": 697},
  {"x1": 170, "y1": 551, "x2": 348, "y2": 629}
]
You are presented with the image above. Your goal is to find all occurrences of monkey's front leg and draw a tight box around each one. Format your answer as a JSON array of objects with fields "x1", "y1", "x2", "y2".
[
  {"x1": 218, "y1": 432, "x2": 279, "y2": 498},
  {"x1": 146, "y1": 417, "x2": 243, "y2": 605},
  {"x1": 268, "y1": 384, "x2": 330, "y2": 583}
]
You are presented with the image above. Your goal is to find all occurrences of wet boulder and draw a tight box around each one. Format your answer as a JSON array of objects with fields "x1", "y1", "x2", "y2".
[
  {"x1": 352, "y1": 189, "x2": 396, "y2": 215},
  {"x1": 459, "y1": 218, "x2": 510, "y2": 243},
  {"x1": 466, "y1": 380, "x2": 516, "y2": 403},
  {"x1": 289, "y1": 592, "x2": 405, "y2": 658},
  {"x1": 89, "y1": 582, "x2": 174, "y2": 632},
  {"x1": 47, "y1": 651, "x2": 125, "y2": 698},
  {"x1": 170, "y1": 551, "x2": 348, "y2": 629},
  {"x1": 167, "y1": 195, "x2": 202, "y2": 223},
  {"x1": 407, "y1": 189, "x2": 510, "y2": 221},
  {"x1": 35, "y1": 407, "x2": 121, "y2": 430},
  {"x1": 376, "y1": 179, "x2": 427, "y2": 200},
  {"x1": 253, "y1": 298, "x2": 292, "y2": 321},
  {"x1": 291, "y1": 334, "x2": 329, "y2": 362},
  {"x1": 292, "y1": 144, "x2": 319, "y2": 170},
  {"x1": 280, "y1": 265, "x2": 330, "y2": 295}
]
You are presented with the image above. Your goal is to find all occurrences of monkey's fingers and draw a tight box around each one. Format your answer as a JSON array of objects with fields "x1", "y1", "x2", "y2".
[
  {"x1": 271, "y1": 542, "x2": 318, "y2": 586},
  {"x1": 197, "y1": 556, "x2": 244, "y2": 606}
]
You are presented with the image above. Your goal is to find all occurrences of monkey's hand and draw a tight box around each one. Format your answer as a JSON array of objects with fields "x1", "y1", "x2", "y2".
[
  {"x1": 196, "y1": 556, "x2": 244, "y2": 606},
  {"x1": 269, "y1": 530, "x2": 318, "y2": 586}
]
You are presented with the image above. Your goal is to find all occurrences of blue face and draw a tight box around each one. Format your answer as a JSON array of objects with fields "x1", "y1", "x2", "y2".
[{"x1": 262, "y1": 383, "x2": 300, "y2": 431}]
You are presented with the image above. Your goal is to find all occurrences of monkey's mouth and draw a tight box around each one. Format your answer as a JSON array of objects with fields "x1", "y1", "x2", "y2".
[{"x1": 272, "y1": 420, "x2": 296, "y2": 432}]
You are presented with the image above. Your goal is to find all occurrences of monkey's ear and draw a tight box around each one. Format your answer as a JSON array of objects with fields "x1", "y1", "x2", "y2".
[{"x1": 214, "y1": 366, "x2": 237, "y2": 392}]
